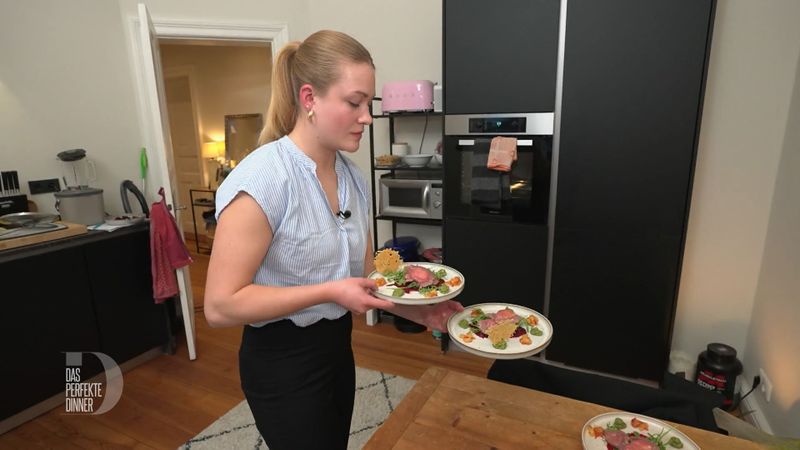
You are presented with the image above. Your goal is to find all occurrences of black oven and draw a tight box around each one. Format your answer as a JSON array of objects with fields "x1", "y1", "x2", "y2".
[
  {"x1": 442, "y1": 113, "x2": 554, "y2": 310},
  {"x1": 443, "y1": 114, "x2": 553, "y2": 225}
]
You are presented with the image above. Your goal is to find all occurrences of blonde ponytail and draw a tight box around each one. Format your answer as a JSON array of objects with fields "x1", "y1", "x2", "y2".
[{"x1": 258, "y1": 30, "x2": 374, "y2": 145}]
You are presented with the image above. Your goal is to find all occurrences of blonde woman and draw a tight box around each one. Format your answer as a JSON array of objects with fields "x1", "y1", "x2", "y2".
[{"x1": 204, "y1": 30, "x2": 463, "y2": 449}]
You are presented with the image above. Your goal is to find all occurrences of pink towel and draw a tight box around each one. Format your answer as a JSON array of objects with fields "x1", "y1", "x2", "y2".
[
  {"x1": 150, "y1": 187, "x2": 193, "y2": 303},
  {"x1": 487, "y1": 137, "x2": 518, "y2": 172}
]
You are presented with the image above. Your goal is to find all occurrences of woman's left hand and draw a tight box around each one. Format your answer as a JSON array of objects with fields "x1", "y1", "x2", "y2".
[{"x1": 420, "y1": 300, "x2": 464, "y2": 333}]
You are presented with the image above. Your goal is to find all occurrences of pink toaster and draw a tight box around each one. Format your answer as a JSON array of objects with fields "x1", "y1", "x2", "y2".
[{"x1": 381, "y1": 80, "x2": 434, "y2": 113}]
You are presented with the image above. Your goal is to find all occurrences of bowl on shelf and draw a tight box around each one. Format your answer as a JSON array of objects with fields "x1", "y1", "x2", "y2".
[
  {"x1": 402, "y1": 154, "x2": 433, "y2": 168},
  {"x1": 375, "y1": 154, "x2": 402, "y2": 167}
]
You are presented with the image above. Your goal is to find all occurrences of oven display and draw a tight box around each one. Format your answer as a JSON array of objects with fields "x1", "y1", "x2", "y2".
[{"x1": 468, "y1": 117, "x2": 527, "y2": 133}]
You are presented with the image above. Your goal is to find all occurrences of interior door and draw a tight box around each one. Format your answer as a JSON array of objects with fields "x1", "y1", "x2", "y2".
[
  {"x1": 138, "y1": 3, "x2": 197, "y2": 360},
  {"x1": 164, "y1": 75, "x2": 205, "y2": 236}
]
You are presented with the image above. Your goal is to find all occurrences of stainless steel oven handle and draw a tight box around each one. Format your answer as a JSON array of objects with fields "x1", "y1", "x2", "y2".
[
  {"x1": 422, "y1": 184, "x2": 431, "y2": 210},
  {"x1": 458, "y1": 139, "x2": 533, "y2": 146}
]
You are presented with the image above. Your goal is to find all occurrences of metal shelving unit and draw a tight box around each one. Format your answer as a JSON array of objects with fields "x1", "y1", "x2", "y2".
[{"x1": 367, "y1": 97, "x2": 443, "y2": 252}]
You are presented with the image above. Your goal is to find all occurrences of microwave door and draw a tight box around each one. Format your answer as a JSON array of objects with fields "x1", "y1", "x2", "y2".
[{"x1": 381, "y1": 179, "x2": 430, "y2": 219}]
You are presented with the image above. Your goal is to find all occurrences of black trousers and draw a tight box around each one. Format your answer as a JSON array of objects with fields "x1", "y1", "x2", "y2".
[{"x1": 239, "y1": 313, "x2": 355, "y2": 450}]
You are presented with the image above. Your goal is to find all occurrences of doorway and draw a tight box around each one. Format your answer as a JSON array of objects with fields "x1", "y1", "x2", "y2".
[
  {"x1": 159, "y1": 42, "x2": 272, "y2": 311},
  {"x1": 129, "y1": 4, "x2": 287, "y2": 359}
]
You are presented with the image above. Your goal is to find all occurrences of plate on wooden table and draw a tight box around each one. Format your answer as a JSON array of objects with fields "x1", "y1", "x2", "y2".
[
  {"x1": 447, "y1": 302, "x2": 553, "y2": 359},
  {"x1": 582, "y1": 412, "x2": 699, "y2": 450},
  {"x1": 367, "y1": 262, "x2": 465, "y2": 305}
]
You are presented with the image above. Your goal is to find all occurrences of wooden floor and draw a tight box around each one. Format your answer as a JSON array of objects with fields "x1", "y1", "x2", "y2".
[{"x1": 0, "y1": 243, "x2": 491, "y2": 449}]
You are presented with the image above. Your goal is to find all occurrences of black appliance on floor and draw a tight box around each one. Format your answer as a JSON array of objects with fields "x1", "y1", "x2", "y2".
[{"x1": 442, "y1": 0, "x2": 716, "y2": 382}]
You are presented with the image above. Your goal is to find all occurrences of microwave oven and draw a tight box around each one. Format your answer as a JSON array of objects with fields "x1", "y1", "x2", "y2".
[{"x1": 379, "y1": 175, "x2": 443, "y2": 220}]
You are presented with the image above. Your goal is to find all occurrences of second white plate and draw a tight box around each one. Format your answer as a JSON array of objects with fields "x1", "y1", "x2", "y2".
[
  {"x1": 581, "y1": 412, "x2": 699, "y2": 450},
  {"x1": 447, "y1": 302, "x2": 553, "y2": 360}
]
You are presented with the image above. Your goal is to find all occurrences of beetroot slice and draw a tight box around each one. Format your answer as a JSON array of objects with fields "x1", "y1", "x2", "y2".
[{"x1": 511, "y1": 327, "x2": 526, "y2": 338}]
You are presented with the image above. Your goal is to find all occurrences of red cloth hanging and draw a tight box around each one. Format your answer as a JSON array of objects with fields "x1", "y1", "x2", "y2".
[{"x1": 150, "y1": 187, "x2": 193, "y2": 303}]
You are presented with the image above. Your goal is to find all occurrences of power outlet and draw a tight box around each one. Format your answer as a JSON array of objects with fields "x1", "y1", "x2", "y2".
[
  {"x1": 28, "y1": 178, "x2": 61, "y2": 195},
  {"x1": 759, "y1": 368, "x2": 773, "y2": 402}
]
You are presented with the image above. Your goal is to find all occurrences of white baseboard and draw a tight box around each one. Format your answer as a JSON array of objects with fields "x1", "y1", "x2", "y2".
[{"x1": 739, "y1": 379, "x2": 774, "y2": 435}]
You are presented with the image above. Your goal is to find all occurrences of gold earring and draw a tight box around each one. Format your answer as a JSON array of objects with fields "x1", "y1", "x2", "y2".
[{"x1": 307, "y1": 109, "x2": 315, "y2": 120}]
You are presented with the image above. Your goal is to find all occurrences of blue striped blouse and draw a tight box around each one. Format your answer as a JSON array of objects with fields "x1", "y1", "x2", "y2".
[{"x1": 214, "y1": 135, "x2": 371, "y2": 327}]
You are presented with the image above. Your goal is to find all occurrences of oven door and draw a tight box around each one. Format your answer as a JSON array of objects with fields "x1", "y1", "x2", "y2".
[
  {"x1": 380, "y1": 178, "x2": 433, "y2": 219},
  {"x1": 443, "y1": 135, "x2": 551, "y2": 224}
]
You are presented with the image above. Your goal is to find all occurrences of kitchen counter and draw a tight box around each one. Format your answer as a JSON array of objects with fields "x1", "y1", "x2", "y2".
[{"x1": 0, "y1": 221, "x2": 149, "y2": 262}]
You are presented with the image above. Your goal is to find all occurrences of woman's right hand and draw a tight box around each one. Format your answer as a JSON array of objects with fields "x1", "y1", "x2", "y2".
[{"x1": 331, "y1": 278, "x2": 395, "y2": 315}]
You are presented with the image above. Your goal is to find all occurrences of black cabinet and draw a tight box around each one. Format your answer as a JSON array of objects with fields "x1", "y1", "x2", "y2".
[
  {"x1": 0, "y1": 245, "x2": 103, "y2": 420},
  {"x1": 444, "y1": 0, "x2": 560, "y2": 114},
  {"x1": 84, "y1": 229, "x2": 169, "y2": 365},
  {"x1": 546, "y1": 0, "x2": 716, "y2": 380},
  {"x1": 444, "y1": 218, "x2": 548, "y2": 312},
  {"x1": 0, "y1": 224, "x2": 173, "y2": 422}
]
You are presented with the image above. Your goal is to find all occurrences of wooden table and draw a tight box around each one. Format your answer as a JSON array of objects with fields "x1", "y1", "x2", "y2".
[{"x1": 365, "y1": 367, "x2": 764, "y2": 449}]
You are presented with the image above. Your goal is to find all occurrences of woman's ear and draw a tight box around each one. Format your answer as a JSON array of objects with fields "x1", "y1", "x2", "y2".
[{"x1": 298, "y1": 83, "x2": 315, "y2": 113}]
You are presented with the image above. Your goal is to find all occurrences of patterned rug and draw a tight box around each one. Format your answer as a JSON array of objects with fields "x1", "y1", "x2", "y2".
[{"x1": 178, "y1": 367, "x2": 415, "y2": 450}]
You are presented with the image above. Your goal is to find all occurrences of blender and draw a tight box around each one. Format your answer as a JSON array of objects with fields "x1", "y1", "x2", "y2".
[{"x1": 54, "y1": 149, "x2": 105, "y2": 225}]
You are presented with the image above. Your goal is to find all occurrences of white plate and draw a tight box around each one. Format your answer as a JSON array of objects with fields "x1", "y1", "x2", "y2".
[
  {"x1": 367, "y1": 262, "x2": 464, "y2": 305},
  {"x1": 447, "y1": 302, "x2": 553, "y2": 360},
  {"x1": 581, "y1": 412, "x2": 699, "y2": 450}
]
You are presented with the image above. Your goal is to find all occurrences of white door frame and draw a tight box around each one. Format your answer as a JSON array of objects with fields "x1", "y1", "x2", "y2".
[
  {"x1": 125, "y1": 16, "x2": 287, "y2": 195},
  {"x1": 125, "y1": 11, "x2": 288, "y2": 360}
]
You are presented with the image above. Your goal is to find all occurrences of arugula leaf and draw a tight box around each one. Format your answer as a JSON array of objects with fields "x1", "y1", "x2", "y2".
[
  {"x1": 458, "y1": 319, "x2": 469, "y2": 329},
  {"x1": 434, "y1": 269, "x2": 447, "y2": 279},
  {"x1": 385, "y1": 269, "x2": 407, "y2": 285},
  {"x1": 438, "y1": 284, "x2": 450, "y2": 294},
  {"x1": 531, "y1": 327, "x2": 544, "y2": 336},
  {"x1": 391, "y1": 288, "x2": 405, "y2": 297}
]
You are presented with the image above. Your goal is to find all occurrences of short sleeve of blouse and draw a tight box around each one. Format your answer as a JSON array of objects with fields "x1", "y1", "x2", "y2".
[{"x1": 214, "y1": 146, "x2": 289, "y2": 233}]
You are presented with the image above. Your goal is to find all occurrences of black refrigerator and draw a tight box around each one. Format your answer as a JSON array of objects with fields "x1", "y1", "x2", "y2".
[{"x1": 442, "y1": 0, "x2": 716, "y2": 381}]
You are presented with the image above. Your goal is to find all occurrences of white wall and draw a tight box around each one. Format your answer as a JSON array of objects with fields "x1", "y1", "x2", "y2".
[
  {"x1": 671, "y1": 0, "x2": 800, "y2": 362},
  {"x1": 740, "y1": 52, "x2": 800, "y2": 438},
  {"x1": 0, "y1": 1, "x2": 147, "y2": 215}
]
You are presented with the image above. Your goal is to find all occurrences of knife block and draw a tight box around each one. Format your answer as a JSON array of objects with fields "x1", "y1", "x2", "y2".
[{"x1": 0, "y1": 195, "x2": 28, "y2": 216}]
